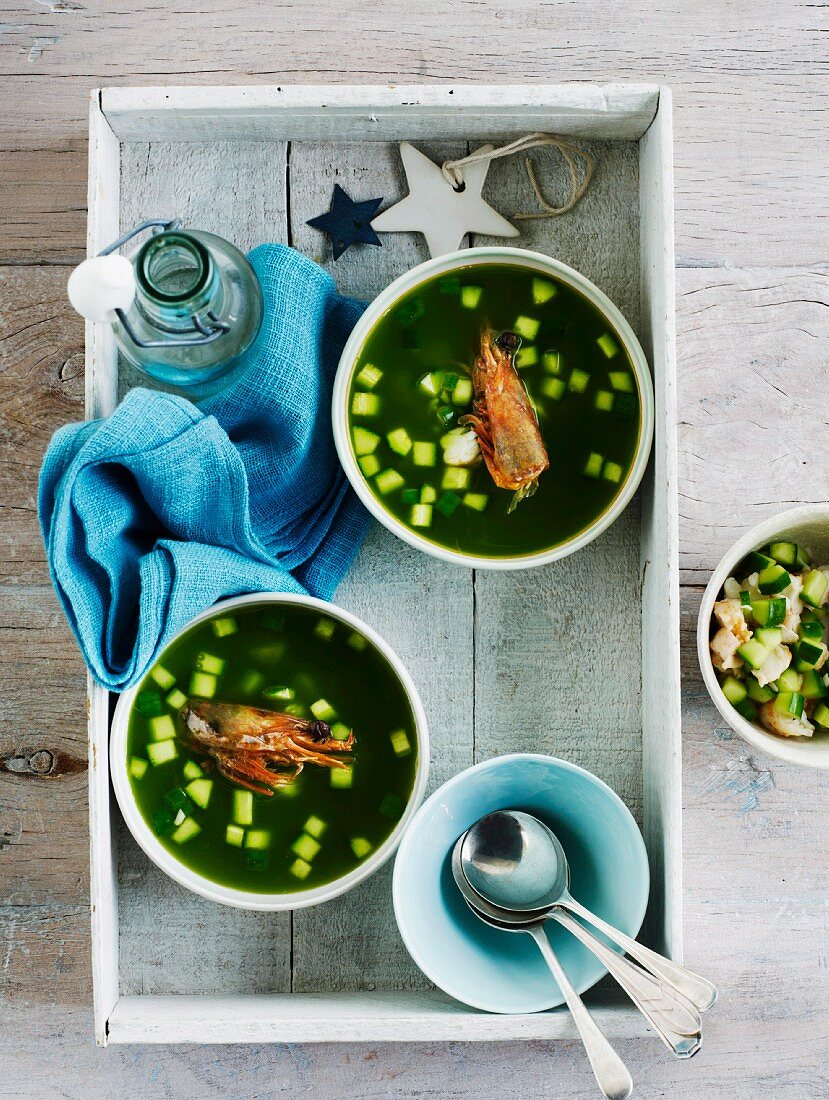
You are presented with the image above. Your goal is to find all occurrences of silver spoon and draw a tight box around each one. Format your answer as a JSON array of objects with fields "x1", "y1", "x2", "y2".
[
  {"x1": 452, "y1": 842, "x2": 701, "y2": 1059},
  {"x1": 450, "y1": 841, "x2": 633, "y2": 1100},
  {"x1": 461, "y1": 810, "x2": 718, "y2": 1014}
]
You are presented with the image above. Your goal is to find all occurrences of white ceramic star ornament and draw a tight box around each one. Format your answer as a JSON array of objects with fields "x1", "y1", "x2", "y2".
[{"x1": 371, "y1": 142, "x2": 519, "y2": 258}]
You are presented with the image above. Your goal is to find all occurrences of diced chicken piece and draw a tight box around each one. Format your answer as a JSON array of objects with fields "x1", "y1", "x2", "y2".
[
  {"x1": 781, "y1": 623, "x2": 799, "y2": 644},
  {"x1": 782, "y1": 574, "x2": 803, "y2": 636},
  {"x1": 758, "y1": 701, "x2": 814, "y2": 739},
  {"x1": 713, "y1": 599, "x2": 751, "y2": 643},
  {"x1": 819, "y1": 568, "x2": 829, "y2": 607},
  {"x1": 441, "y1": 429, "x2": 482, "y2": 467},
  {"x1": 814, "y1": 645, "x2": 828, "y2": 671},
  {"x1": 710, "y1": 627, "x2": 744, "y2": 671},
  {"x1": 754, "y1": 644, "x2": 792, "y2": 687}
]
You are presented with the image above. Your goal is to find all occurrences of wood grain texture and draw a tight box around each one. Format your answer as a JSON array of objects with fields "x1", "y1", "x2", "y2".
[{"x1": 0, "y1": 2, "x2": 826, "y2": 267}]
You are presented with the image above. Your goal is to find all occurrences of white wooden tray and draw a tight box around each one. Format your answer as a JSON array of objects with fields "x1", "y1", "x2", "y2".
[{"x1": 85, "y1": 84, "x2": 680, "y2": 1045}]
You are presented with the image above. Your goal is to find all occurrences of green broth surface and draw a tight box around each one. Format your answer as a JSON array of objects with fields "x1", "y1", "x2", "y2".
[
  {"x1": 126, "y1": 604, "x2": 417, "y2": 893},
  {"x1": 347, "y1": 263, "x2": 643, "y2": 558}
]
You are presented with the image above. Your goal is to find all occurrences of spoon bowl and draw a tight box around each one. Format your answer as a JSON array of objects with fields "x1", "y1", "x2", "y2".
[{"x1": 461, "y1": 809, "x2": 568, "y2": 912}]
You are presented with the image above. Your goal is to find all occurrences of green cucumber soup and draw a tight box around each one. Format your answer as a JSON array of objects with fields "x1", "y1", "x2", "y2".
[
  {"x1": 126, "y1": 603, "x2": 418, "y2": 893},
  {"x1": 346, "y1": 262, "x2": 644, "y2": 558}
]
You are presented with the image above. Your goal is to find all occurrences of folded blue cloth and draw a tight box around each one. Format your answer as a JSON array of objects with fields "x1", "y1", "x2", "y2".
[{"x1": 39, "y1": 244, "x2": 372, "y2": 691}]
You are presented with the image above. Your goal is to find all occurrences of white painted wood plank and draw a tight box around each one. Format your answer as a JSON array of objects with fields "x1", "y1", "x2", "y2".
[
  {"x1": 105, "y1": 991, "x2": 651, "y2": 1044},
  {"x1": 473, "y1": 137, "x2": 644, "y2": 822},
  {"x1": 101, "y1": 84, "x2": 660, "y2": 143},
  {"x1": 85, "y1": 91, "x2": 121, "y2": 1048},
  {"x1": 637, "y1": 93, "x2": 683, "y2": 960},
  {"x1": 287, "y1": 140, "x2": 474, "y2": 991}
]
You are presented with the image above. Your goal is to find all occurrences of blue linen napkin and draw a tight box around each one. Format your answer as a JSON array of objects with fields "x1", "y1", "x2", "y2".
[{"x1": 38, "y1": 244, "x2": 372, "y2": 691}]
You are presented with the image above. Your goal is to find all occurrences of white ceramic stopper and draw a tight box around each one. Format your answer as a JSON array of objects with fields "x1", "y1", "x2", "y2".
[{"x1": 67, "y1": 254, "x2": 136, "y2": 323}]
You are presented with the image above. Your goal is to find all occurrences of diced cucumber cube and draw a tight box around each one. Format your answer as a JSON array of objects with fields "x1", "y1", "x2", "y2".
[
  {"x1": 225, "y1": 824, "x2": 245, "y2": 847},
  {"x1": 263, "y1": 685, "x2": 294, "y2": 701},
  {"x1": 331, "y1": 722, "x2": 352, "y2": 741},
  {"x1": 351, "y1": 837, "x2": 372, "y2": 859},
  {"x1": 410, "y1": 503, "x2": 433, "y2": 528},
  {"x1": 418, "y1": 371, "x2": 443, "y2": 396},
  {"x1": 129, "y1": 756, "x2": 148, "y2": 780},
  {"x1": 358, "y1": 454, "x2": 381, "y2": 478},
  {"x1": 514, "y1": 345, "x2": 539, "y2": 369},
  {"x1": 442, "y1": 372, "x2": 460, "y2": 395},
  {"x1": 769, "y1": 541, "x2": 799, "y2": 567},
  {"x1": 603, "y1": 461, "x2": 623, "y2": 484},
  {"x1": 746, "y1": 679, "x2": 776, "y2": 703},
  {"x1": 584, "y1": 452, "x2": 603, "y2": 478},
  {"x1": 532, "y1": 277, "x2": 557, "y2": 304},
  {"x1": 598, "y1": 333, "x2": 620, "y2": 359},
  {"x1": 609, "y1": 371, "x2": 633, "y2": 393},
  {"x1": 441, "y1": 466, "x2": 471, "y2": 491},
  {"x1": 436, "y1": 491, "x2": 462, "y2": 516},
  {"x1": 436, "y1": 405, "x2": 455, "y2": 427},
  {"x1": 795, "y1": 545, "x2": 812, "y2": 568},
  {"x1": 185, "y1": 778, "x2": 213, "y2": 809},
  {"x1": 754, "y1": 626, "x2": 783, "y2": 650},
  {"x1": 147, "y1": 739, "x2": 178, "y2": 766},
  {"x1": 396, "y1": 297, "x2": 425, "y2": 326},
  {"x1": 757, "y1": 564, "x2": 792, "y2": 595},
  {"x1": 311, "y1": 698, "x2": 336, "y2": 721},
  {"x1": 569, "y1": 368, "x2": 590, "y2": 393},
  {"x1": 211, "y1": 616, "x2": 238, "y2": 638},
  {"x1": 390, "y1": 729, "x2": 412, "y2": 756},
  {"x1": 452, "y1": 377, "x2": 473, "y2": 405},
  {"x1": 291, "y1": 833, "x2": 320, "y2": 861},
  {"x1": 751, "y1": 597, "x2": 786, "y2": 627},
  {"x1": 352, "y1": 426, "x2": 381, "y2": 455},
  {"x1": 166, "y1": 688, "x2": 187, "y2": 710},
  {"x1": 387, "y1": 427, "x2": 413, "y2": 456},
  {"x1": 543, "y1": 350, "x2": 561, "y2": 374},
  {"x1": 245, "y1": 829, "x2": 271, "y2": 851},
  {"x1": 183, "y1": 760, "x2": 203, "y2": 781},
  {"x1": 402, "y1": 487, "x2": 419, "y2": 505},
  {"x1": 813, "y1": 701, "x2": 829, "y2": 727},
  {"x1": 439, "y1": 276, "x2": 460, "y2": 295},
  {"x1": 289, "y1": 857, "x2": 312, "y2": 880},
  {"x1": 733, "y1": 698, "x2": 758, "y2": 722},
  {"x1": 594, "y1": 390, "x2": 614, "y2": 412},
  {"x1": 462, "y1": 492, "x2": 489, "y2": 512},
  {"x1": 801, "y1": 569, "x2": 828, "y2": 607},
  {"x1": 541, "y1": 377, "x2": 566, "y2": 401},
  {"x1": 330, "y1": 766, "x2": 353, "y2": 789},
  {"x1": 171, "y1": 817, "x2": 200, "y2": 844},
  {"x1": 777, "y1": 668, "x2": 802, "y2": 693},
  {"x1": 351, "y1": 392, "x2": 380, "y2": 417},
  {"x1": 314, "y1": 617, "x2": 336, "y2": 640},
  {"x1": 165, "y1": 787, "x2": 192, "y2": 814},
  {"x1": 376, "y1": 469, "x2": 405, "y2": 495},
  {"x1": 737, "y1": 638, "x2": 772, "y2": 670},
  {"x1": 794, "y1": 639, "x2": 827, "y2": 671},
  {"x1": 149, "y1": 714, "x2": 176, "y2": 742},
  {"x1": 232, "y1": 789, "x2": 254, "y2": 826},
  {"x1": 355, "y1": 363, "x2": 382, "y2": 389},
  {"x1": 196, "y1": 652, "x2": 225, "y2": 675},
  {"x1": 285, "y1": 703, "x2": 308, "y2": 717},
  {"x1": 740, "y1": 590, "x2": 753, "y2": 612},
  {"x1": 347, "y1": 631, "x2": 367, "y2": 651},
  {"x1": 743, "y1": 550, "x2": 776, "y2": 573},
  {"x1": 420, "y1": 484, "x2": 437, "y2": 504},
  {"x1": 150, "y1": 665, "x2": 176, "y2": 691},
  {"x1": 189, "y1": 671, "x2": 217, "y2": 698},
  {"x1": 460, "y1": 285, "x2": 482, "y2": 309},
  {"x1": 412, "y1": 441, "x2": 437, "y2": 466},
  {"x1": 303, "y1": 815, "x2": 327, "y2": 839},
  {"x1": 721, "y1": 675, "x2": 748, "y2": 705},
  {"x1": 513, "y1": 315, "x2": 540, "y2": 341},
  {"x1": 276, "y1": 779, "x2": 301, "y2": 797},
  {"x1": 773, "y1": 691, "x2": 804, "y2": 719}
]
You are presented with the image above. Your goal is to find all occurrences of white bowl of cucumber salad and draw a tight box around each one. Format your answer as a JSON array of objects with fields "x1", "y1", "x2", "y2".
[{"x1": 698, "y1": 505, "x2": 829, "y2": 768}]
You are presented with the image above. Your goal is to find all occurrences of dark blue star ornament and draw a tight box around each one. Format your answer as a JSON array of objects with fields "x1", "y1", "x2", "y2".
[{"x1": 306, "y1": 184, "x2": 384, "y2": 260}]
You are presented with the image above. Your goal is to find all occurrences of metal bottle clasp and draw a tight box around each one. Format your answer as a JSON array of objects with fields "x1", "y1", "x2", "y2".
[{"x1": 99, "y1": 218, "x2": 231, "y2": 349}]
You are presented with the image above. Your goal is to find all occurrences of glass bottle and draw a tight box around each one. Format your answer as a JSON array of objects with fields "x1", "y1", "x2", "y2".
[{"x1": 68, "y1": 219, "x2": 264, "y2": 395}]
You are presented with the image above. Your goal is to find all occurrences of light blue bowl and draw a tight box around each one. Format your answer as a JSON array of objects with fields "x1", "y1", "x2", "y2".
[{"x1": 393, "y1": 754, "x2": 649, "y2": 1014}]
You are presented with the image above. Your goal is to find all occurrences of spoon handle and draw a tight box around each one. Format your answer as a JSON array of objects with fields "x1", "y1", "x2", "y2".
[
  {"x1": 551, "y1": 909, "x2": 702, "y2": 1058},
  {"x1": 526, "y1": 924, "x2": 633, "y2": 1100},
  {"x1": 562, "y1": 897, "x2": 717, "y2": 1014}
]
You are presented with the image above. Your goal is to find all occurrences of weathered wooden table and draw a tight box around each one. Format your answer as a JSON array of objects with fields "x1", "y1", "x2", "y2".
[{"x1": 1, "y1": 3, "x2": 827, "y2": 1096}]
